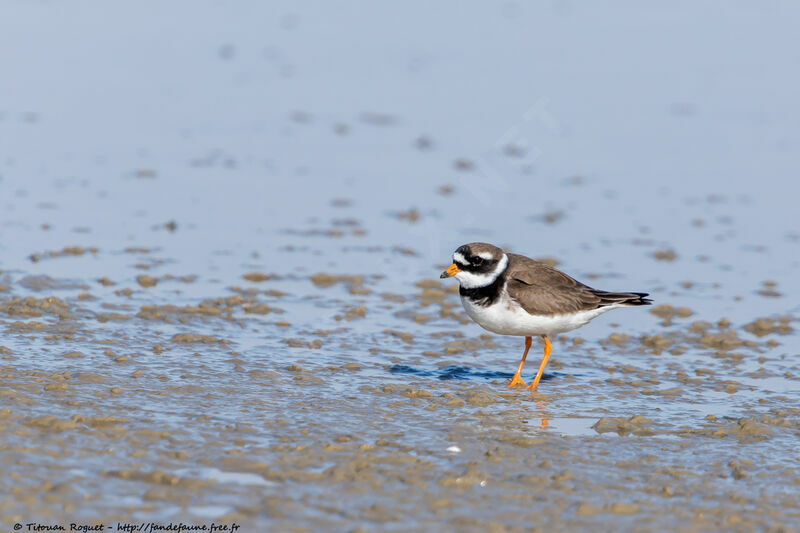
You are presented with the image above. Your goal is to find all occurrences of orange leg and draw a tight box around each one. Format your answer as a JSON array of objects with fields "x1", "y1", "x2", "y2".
[
  {"x1": 507, "y1": 336, "x2": 532, "y2": 387},
  {"x1": 527, "y1": 335, "x2": 552, "y2": 392}
]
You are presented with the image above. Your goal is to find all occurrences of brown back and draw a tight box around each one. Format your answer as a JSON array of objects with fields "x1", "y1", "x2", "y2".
[{"x1": 505, "y1": 253, "x2": 650, "y2": 315}]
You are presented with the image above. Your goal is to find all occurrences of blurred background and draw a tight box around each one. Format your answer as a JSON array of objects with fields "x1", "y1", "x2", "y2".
[{"x1": 2, "y1": 1, "x2": 798, "y2": 307}]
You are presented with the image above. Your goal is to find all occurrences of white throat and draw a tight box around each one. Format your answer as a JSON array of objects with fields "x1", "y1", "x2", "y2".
[{"x1": 455, "y1": 253, "x2": 508, "y2": 289}]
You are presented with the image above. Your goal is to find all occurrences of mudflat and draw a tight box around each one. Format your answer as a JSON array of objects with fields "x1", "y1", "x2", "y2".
[{"x1": 1, "y1": 2, "x2": 799, "y2": 531}]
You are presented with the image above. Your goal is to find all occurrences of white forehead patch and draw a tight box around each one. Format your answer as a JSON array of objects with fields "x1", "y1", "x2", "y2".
[
  {"x1": 454, "y1": 254, "x2": 509, "y2": 289},
  {"x1": 477, "y1": 251, "x2": 494, "y2": 261},
  {"x1": 453, "y1": 251, "x2": 468, "y2": 265}
]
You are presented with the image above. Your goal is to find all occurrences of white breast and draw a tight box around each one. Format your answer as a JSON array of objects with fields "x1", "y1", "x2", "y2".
[{"x1": 459, "y1": 285, "x2": 616, "y2": 337}]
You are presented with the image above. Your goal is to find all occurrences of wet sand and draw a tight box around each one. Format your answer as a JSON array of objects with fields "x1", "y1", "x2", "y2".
[{"x1": 1, "y1": 263, "x2": 798, "y2": 531}]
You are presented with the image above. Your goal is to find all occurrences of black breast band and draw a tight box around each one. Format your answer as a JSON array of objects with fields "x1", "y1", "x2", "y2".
[{"x1": 459, "y1": 272, "x2": 506, "y2": 307}]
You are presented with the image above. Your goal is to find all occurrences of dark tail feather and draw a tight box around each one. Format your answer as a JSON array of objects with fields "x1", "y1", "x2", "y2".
[{"x1": 592, "y1": 290, "x2": 652, "y2": 307}]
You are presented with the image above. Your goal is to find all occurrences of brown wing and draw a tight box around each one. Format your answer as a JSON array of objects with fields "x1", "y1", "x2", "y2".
[
  {"x1": 504, "y1": 253, "x2": 652, "y2": 315},
  {"x1": 505, "y1": 254, "x2": 601, "y2": 315}
]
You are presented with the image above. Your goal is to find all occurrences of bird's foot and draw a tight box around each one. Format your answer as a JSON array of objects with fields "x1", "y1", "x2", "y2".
[
  {"x1": 507, "y1": 373, "x2": 527, "y2": 388},
  {"x1": 526, "y1": 379, "x2": 541, "y2": 392}
]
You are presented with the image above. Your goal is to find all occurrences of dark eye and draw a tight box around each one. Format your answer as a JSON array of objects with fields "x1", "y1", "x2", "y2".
[{"x1": 472, "y1": 257, "x2": 484, "y2": 265}]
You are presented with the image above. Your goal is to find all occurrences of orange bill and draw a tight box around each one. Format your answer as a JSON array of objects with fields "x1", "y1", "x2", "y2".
[{"x1": 440, "y1": 263, "x2": 461, "y2": 278}]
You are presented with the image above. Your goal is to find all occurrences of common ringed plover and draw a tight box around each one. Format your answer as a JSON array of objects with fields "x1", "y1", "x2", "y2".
[{"x1": 440, "y1": 242, "x2": 651, "y2": 391}]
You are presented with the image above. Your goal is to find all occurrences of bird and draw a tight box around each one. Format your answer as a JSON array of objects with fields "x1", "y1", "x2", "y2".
[{"x1": 440, "y1": 242, "x2": 651, "y2": 391}]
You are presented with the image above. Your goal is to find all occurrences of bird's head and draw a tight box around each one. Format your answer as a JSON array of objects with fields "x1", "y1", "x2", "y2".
[{"x1": 440, "y1": 242, "x2": 509, "y2": 288}]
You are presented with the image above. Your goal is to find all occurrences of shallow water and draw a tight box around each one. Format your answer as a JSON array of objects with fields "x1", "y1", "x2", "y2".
[{"x1": 1, "y1": 2, "x2": 799, "y2": 531}]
